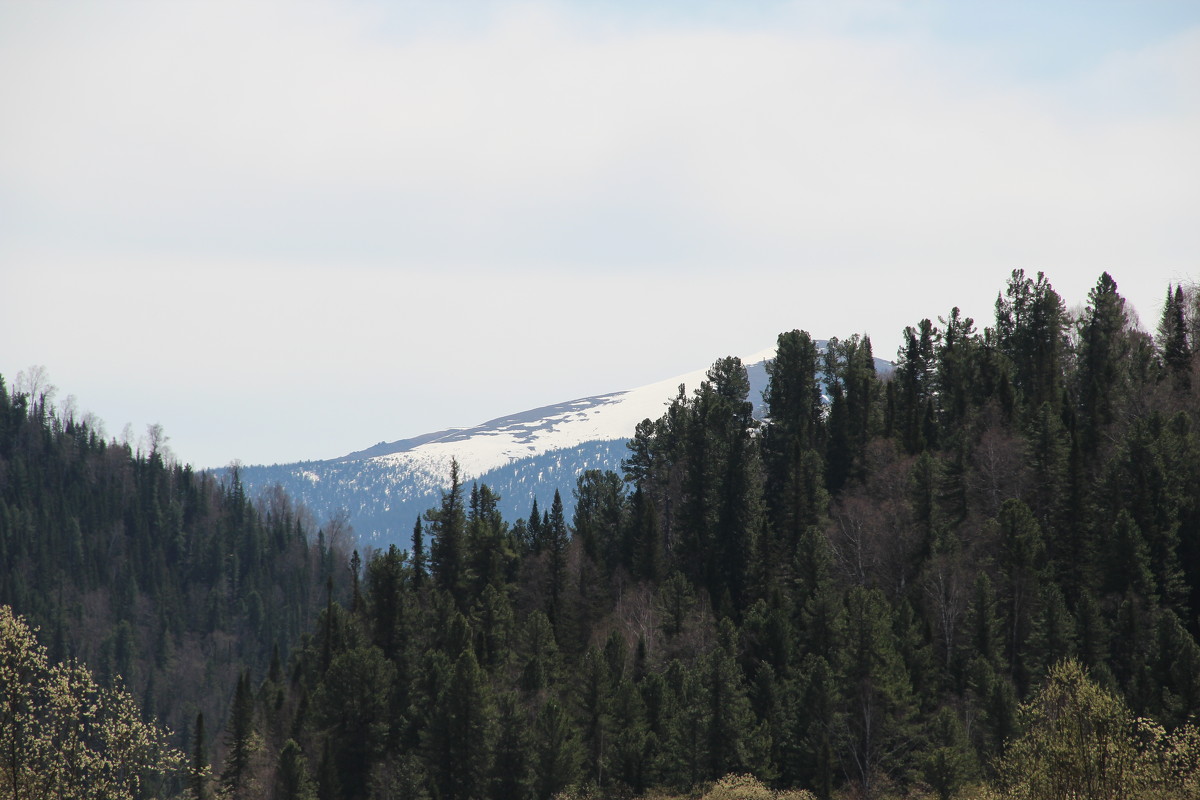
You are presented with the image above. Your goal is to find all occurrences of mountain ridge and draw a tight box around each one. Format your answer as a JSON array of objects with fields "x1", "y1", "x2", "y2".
[{"x1": 233, "y1": 341, "x2": 891, "y2": 545}]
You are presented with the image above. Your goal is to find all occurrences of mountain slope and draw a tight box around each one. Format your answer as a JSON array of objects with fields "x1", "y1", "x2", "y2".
[{"x1": 234, "y1": 343, "x2": 890, "y2": 545}]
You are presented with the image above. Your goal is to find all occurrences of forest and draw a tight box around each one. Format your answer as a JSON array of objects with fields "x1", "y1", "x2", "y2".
[{"x1": 3, "y1": 268, "x2": 1200, "y2": 800}]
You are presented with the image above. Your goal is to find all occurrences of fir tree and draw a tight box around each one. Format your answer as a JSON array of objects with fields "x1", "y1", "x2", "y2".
[
  {"x1": 410, "y1": 517, "x2": 426, "y2": 590},
  {"x1": 427, "y1": 460, "x2": 468, "y2": 603},
  {"x1": 1158, "y1": 284, "x2": 1192, "y2": 390},
  {"x1": 220, "y1": 671, "x2": 255, "y2": 800},
  {"x1": 533, "y1": 699, "x2": 583, "y2": 800}
]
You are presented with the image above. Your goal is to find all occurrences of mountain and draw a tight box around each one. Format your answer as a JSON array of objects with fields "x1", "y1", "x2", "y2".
[{"x1": 233, "y1": 342, "x2": 892, "y2": 546}]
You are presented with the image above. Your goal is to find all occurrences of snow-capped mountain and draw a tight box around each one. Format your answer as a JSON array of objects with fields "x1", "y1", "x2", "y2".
[{"x1": 232, "y1": 343, "x2": 890, "y2": 547}]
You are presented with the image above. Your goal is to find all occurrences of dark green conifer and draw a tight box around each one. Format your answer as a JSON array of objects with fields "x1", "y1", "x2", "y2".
[
  {"x1": 1158, "y1": 284, "x2": 1192, "y2": 389},
  {"x1": 277, "y1": 739, "x2": 317, "y2": 800},
  {"x1": 1077, "y1": 272, "x2": 1130, "y2": 446},
  {"x1": 427, "y1": 459, "x2": 468, "y2": 604},
  {"x1": 491, "y1": 692, "x2": 533, "y2": 800},
  {"x1": 533, "y1": 698, "x2": 583, "y2": 800}
]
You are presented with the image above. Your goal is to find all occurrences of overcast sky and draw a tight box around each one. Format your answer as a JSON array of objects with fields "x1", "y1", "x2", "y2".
[{"x1": 2, "y1": 1, "x2": 1198, "y2": 469}]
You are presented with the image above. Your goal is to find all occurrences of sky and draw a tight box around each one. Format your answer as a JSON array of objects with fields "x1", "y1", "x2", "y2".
[{"x1": 1, "y1": 1, "x2": 1198, "y2": 469}]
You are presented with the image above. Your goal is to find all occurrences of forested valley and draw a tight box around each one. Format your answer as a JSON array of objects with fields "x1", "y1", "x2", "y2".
[{"x1": 4, "y1": 269, "x2": 1200, "y2": 799}]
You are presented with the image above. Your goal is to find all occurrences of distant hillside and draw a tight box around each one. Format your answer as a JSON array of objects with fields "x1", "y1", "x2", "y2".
[
  {"x1": 0, "y1": 377, "x2": 346, "y2": 751},
  {"x1": 234, "y1": 343, "x2": 893, "y2": 545}
]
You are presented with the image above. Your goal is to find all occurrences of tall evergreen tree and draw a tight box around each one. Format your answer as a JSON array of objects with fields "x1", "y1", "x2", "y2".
[
  {"x1": 994, "y1": 269, "x2": 1068, "y2": 413},
  {"x1": 220, "y1": 671, "x2": 255, "y2": 800},
  {"x1": 895, "y1": 319, "x2": 937, "y2": 454},
  {"x1": 277, "y1": 739, "x2": 317, "y2": 800},
  {"x1": 546, "y1": 489, "x2": 569, "y2": 639},
  {"x1": 1077, "y1": 272, "x2": 1130, "y2": 448},
  {"x1": 838, "y1": 586, "x2": 916, "y2": 799},
  {"x1": 491, "y1": 692, "x2": 533, "y2": 800},
  {"x1": 762, "y1": 330, "x2": 828, "y2": 563},
  {"x1": 1158, "y1": 284, "x2": 1192, "y2": 390},
  {"x1": 533, "y1": 699, "x2": 583, "y2": 800},
  {"x1": 427, "y1": 459, "x2": 468, "y2": 604},
  {"x1": 427, "y1": 649, "x2": 495, "y2": 800},
  {"x1": 410, "y1": 517, "x2": 426, "y2": 590}
]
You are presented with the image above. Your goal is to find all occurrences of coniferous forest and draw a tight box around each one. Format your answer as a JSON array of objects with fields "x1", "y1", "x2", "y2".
[{"x1": 4, "y1": 269, "x2": 1200, "y2": 799}]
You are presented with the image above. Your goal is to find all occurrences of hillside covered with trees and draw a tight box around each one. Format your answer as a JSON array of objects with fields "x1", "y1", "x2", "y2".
[
  {"x1": 197, "y1": 270, "x2": 1200, "y2": 799},
  {"x1": 0, "y1": 370, "x2": 350, "y2": 777},
  {"x1": 4, "y1": 269, "x2": 1200, "y2": 799}
]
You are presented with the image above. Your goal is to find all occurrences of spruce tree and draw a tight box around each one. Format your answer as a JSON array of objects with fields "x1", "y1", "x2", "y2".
[
  {"x1": 410, "y1": 517, "x2": 425, "y2": 590},
  {"x1": 838, "y1": 586, "x2": 916, "y2": 798},
  {"x1": 763, "y1": 330, "x2": 826, "y2": 557},
  {"x1": 1158, "y1": 284, "x2": 1192, "y2": 390},
  {"x1": 1077, "y1": 272, "x2": 1129, "y2": 447},
  {"x1": 994, "y1": 269, "x2": 1068, "y2": 413},
  {"x1": 491, "y1": 692, "x2": 533, "y2": 800},
  {"x1": 220, "y1": 671, "x2": 255, "y2": 800},
  {"x1": 427, "y1": 459, "x2": 468, "y2": 604},
  {"x1": 546, "y1": 489, "x2": 569, "y2": 638},
  {"x1": 277, "y1": 739, "x2": 317, "y2": 800},
  {"x1": 533, "y1": 699, "x2": 583, "y2": 800},
  {"x1": 577, "y1": 646, "x2": 613, "y2": 787}
]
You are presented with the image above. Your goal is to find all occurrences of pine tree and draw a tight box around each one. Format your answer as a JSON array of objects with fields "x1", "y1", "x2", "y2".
[
  {"x1": 410, "y1": 517, "x2": 426, "y2": 590},
  {"x1": 533, "y1": 699, "x2": 583, "y2": 800},
  {"x1": 527, "y1": 497, "x2": 543, "y2": 555},
  {"x1": 678, "y1": 356, "x2": 764, "y2": 612},
  {"x1": 577, "y1": 647, "x2": 613, "y2": 787},
  {"x1": 277, "y1": 739, "x2": 317, "y2": 800},
  {"x1": 220, "y1": 671, "x2": 255, "y2": 799},
  {"x1": 921, "y1": 707, "x2": 977, "y2": 800},
  {"x1": 838, "y1": 586, "x2": 916, "y2": 799},
  {"x1": 429, "y1": 649, "x2": 495, "y2": 800},
  {"x1": 316, "y1": 644, "x2": 396, "y2": 800},
  {"x1": 706, "y1": 620, "x2": 772, "y2": 780},
  {"x1": 1077, "y1": 272, "x2": 1130, "y2": 447},
  {"x1": 609, "y1": 677, "x2": 651, "y2": 794},
  {"x1": 994, "y1": 269, "x2": 1068, "y2": 413},
  {"x1": 1158, "y1": 284, "x2": 1192, "y2": 390},
  {"x1": 763, "y1": 330, "x2": 827, "y2": 558},
  {"x1": 519, "y1": 611, "x2": 561, "y2": 694},
  {"x1": 996, "y1": 499, "x2": 1048, "y2": 691},
  {"x1": 546, "y1": 489, "x2": 569, "y2": 638},
  {"x1": 491, "y1": 692, "x2": 533, "y2": 800},
  {"x1": 895, "y1": 319, "x2": 937, "y2": 454},
  {"x1": 935, "y1": 307, "x2": 978, "y2": 435},
  {"x1": 428, "y1": 459, "x2": 468, "y2": 605},
  {"x1": 572, "y1": 469, "x2": 625, "y2": 570},
  {"x1": 628, "y1": 487, "x2": 663, "y2": 583}
]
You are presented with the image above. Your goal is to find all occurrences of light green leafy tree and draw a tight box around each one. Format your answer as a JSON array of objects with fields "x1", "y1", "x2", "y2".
[
  {"x1": 0, "y1": 605, "x2": 186, "y2": 800},
  {"x1": 998, "y1": 659, "x2": 1200, "y2": 800}
]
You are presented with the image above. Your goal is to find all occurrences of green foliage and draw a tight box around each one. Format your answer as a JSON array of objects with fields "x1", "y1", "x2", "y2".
[
  {"x1": 0, "y1": 605, "x2": 186, "y2": 799},
  {"x1": 533, "y1": 698, "x2": 583, "y2": 800},
  {"x1": 7, "y1": 270, "x2": 1200, "y2": 800},
  {"x1": 0, "y1": 376, "x2": 339, "y2": 747},
  {"x1": 998, "y1": 659, "x2": 1200, "y2": 800}
]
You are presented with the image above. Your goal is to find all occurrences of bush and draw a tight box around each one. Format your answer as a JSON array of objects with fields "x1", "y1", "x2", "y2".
[
  {"x1": 701, "y1": 774, "x2": 816, "y2": 800},
  {"x1": 996, "y1": 659, "x2": 1200, "y2": 800}
]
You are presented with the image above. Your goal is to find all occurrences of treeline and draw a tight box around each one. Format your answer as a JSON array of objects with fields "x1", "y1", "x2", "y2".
[
  {"x1": 0, "y1": 374, "x2": 348, "y2": 758},
  {"x1": 207, "y1": 270, "x2": 1200, "y2": 799}
]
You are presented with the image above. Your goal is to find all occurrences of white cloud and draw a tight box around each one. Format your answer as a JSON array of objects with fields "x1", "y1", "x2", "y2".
[{"x1": 1, "y1": 1, "x2": 1197, "y2": 467}]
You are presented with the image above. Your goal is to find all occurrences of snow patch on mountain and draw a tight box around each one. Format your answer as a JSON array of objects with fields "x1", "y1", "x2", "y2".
[
  {"x1": 232, "y1": 341, "x2": 889, "y2": 545},
  {"x1": 349, "y1": 345, "x2": 777, "y2": 487}
]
